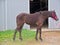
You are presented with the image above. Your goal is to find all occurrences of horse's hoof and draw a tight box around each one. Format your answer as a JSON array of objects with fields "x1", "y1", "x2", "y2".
[
  {"x1": 19, "y1": 38, "x2": 23, "y2": 41},
  {"x1": 35, "y1": 38, "x2": 38, "y2": 41},
  {"x1": 13, "y1": 38, "x2": 15, "y2": 41},
  {"x1": 39, "y1": 38, "x2": 43, "y2": 41}
]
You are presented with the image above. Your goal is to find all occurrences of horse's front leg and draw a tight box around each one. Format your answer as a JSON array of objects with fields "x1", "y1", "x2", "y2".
[
  {"x1": 35, "y1": 29, "x2": 38, "y2": 40},
  {"x1": 36, "y1": 22, "x2": 43, "y2": 41},
  {"x1": 39, "y1": 28, "x2": 43, "y2": 41}
]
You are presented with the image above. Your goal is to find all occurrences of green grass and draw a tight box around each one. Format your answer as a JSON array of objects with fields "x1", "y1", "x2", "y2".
[{"x1": 0, "y1": 29, "x2": 36, "y2": 42}]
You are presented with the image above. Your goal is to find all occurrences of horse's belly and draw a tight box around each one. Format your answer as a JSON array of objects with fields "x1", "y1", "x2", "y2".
[
  {"x1": 25, "y1": 15, "x2": 38, "y2": 25},
  {"x1": 25, "y1": 20, "x2": 36, "y2": 25}
]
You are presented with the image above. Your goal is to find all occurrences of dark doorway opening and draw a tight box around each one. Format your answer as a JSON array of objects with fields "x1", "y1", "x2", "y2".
[{"x1": 30, "y1": 0, "x2": 48, "y2": 28}]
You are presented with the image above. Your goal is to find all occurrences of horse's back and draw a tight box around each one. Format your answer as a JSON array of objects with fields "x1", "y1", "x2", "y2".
[{"x1": 25, "y1": 12, "x2": 41, "y2": 25}]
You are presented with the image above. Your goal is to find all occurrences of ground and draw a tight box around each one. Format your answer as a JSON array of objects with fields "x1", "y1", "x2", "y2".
[{"x1": 0, "y1": 29, "x2": 60, "y2": 45}]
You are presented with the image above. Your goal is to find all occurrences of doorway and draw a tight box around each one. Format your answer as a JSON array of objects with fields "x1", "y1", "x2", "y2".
[{"x1": 30, "y1": 0, "x2": 48, "y2": 28}]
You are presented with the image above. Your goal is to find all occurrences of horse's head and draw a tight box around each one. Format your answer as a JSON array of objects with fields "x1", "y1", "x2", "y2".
[{"x1": 51, "y1": 11, "x2": 59, "y2": 21}]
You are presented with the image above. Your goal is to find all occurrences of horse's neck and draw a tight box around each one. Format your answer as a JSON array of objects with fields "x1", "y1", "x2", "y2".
[{"x1": 41, "y1": 11, "x2": 51, "y2": 20}]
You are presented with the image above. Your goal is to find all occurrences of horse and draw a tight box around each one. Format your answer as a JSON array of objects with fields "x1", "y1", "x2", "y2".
[{"x1": 13, "y1": 10, "x2": 58, "y2": 41}]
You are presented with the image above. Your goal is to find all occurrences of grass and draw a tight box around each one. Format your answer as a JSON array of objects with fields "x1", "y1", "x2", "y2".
[
  {"x1": 0, "y1": 29, "x2": 36, "y2": 42},
  {"x1": 1, "y1": 29, "x2": 60, "y2": 45}
]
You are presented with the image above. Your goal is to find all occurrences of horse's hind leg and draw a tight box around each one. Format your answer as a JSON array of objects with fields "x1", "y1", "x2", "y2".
[
  {"x1": 17, "y1": 21, "x2": 24, "y2": 40},
  {"x1": 19, "y1": 24, "x2": 24, "y2": 40},
  {"x1": 13, "y1": 29, "x2": 17, "y2": 41},
  {"x1": 13, "y1": 21, "x2": 24, "y2": 41}
]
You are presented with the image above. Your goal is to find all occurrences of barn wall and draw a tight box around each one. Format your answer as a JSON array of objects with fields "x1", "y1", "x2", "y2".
[
  {"x1": 0, "y1": 0, "x2": 30, "y2": 31},
  {"x1": 48, "y1": 0, "x2": 60, "y2": 29},
  {"x1": 0, "y1": 0, "x2": 6, "y2": 30}
]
